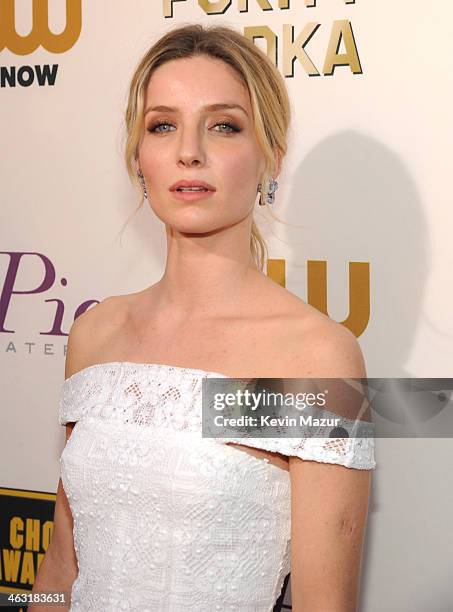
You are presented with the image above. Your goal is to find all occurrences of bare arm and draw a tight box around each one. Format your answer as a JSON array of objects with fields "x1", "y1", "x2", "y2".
[
  {"x1": 30, "y1": 302, "x2": 108, "y2": 609},
  {"x1": 289, "y1": 323, "x2": 373, "y2": 612},
  {"x1": 29, "y1": 427, "x2": 78, "y2": 610}
]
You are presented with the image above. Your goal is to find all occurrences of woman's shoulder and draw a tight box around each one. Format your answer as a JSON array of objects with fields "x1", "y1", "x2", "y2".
[
  {"x1": 257, "y1": 277, "x2": 363, "y2": 377},
  {"x1": 63, "y1": 292, "x2": 141, "y2": 380},
  {"x1": 256, "y1": 272, "x2": 333, "y2": 331},
  {"x1": 70, "y1": 293, "x2": 130, "y2": 336},
  {"x1": 82, "y1": 287, "x2": 156, "y2": 328}
]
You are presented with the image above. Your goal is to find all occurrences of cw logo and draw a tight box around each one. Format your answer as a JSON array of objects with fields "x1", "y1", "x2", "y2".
[{"x1": 0, "y1": 0, "x2": 82, "y2": 55}]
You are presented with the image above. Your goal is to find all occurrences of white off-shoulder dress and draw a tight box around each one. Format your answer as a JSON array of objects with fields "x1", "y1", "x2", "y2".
[{"x1": 58, "y1": 361, "x2": 376, "y2": 612}]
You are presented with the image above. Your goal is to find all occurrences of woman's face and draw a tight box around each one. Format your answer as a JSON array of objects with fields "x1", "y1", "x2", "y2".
[{"x1": 138, "y1": 55, "x2": 267, "y2": 233}]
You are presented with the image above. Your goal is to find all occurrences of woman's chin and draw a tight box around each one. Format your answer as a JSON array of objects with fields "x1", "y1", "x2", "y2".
[{"x1": 169, "y1": 221, "x2": 225, "y2": 235}]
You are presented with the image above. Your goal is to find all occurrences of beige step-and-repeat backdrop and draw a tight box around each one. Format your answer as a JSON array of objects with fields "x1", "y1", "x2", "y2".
[{"x1": 1, "y1": 1, "x2": 452, "y2": 610}]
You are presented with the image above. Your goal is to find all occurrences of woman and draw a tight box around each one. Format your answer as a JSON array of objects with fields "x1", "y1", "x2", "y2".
[{"x1": 32, "y1": 23, "x2": 375, "y2": 612}]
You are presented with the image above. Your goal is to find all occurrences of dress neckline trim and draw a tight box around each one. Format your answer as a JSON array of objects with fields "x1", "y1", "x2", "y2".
[{"x1": 62, "y1": 360, "x2": 232, "y2": 385}]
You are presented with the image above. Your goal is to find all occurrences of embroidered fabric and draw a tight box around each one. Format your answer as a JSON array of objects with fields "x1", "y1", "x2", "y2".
[{"x1": 58, "y1": 361, "x2": 376, "y2": 611}]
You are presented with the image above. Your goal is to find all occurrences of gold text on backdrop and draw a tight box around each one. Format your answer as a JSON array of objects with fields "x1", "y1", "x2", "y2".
[{"x1": 0, "y1": 0, "x2": 82, "y2": 55}]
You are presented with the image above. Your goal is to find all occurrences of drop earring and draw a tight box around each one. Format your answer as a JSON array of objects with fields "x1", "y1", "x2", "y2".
[
  {"x1": 257, "y1": 178, "x2": 278, "y2": 206},
  {"x1": 137, "y1": 169, "x2": 148, "y2": 199}
]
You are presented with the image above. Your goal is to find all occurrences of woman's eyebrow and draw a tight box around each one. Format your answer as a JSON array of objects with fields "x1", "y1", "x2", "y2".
[{"x1": 145, "y1": 103, "x2": 248, "y2": 117}]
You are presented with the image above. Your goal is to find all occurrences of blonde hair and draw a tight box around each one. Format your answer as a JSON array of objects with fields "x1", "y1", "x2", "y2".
[{"x1": 122, "y1": 23, "x2": 291, "y2": 271}]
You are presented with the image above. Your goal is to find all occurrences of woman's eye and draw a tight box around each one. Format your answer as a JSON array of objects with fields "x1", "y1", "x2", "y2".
[
  {"x1": 213, "y1": 122, "x2": 240, "y2": 133},
  {"x1": 146, "y1": 121, "x2": 240, "y2": 134},
  {"x1": 147, "y1": 122, "x2": 174, "y2": 134}
]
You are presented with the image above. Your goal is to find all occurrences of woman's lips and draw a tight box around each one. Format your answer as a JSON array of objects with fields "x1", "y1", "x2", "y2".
[{"x1": 170, "y1": 189, "x2": 215, "y2": 201}]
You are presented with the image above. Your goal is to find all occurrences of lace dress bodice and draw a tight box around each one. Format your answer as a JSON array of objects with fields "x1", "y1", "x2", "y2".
[{"x1": 58, "y1": 361, "x2": 376, "y2": 611}]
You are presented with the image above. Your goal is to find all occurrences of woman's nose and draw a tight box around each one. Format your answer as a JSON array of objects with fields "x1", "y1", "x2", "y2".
[{"x1": 176, "y1": 129, "x2": 206, "y2": 166}]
